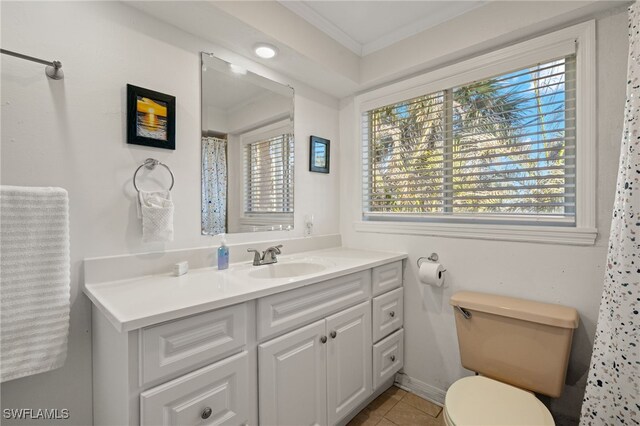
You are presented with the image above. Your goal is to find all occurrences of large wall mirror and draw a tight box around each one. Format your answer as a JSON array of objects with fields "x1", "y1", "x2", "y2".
[{"x1": 201, "y1": 53, "x2": 294, "y2": 235}]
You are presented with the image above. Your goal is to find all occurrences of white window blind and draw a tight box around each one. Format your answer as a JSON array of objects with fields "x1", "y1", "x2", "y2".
[
  {"x1": 244, "y1": 133, "x2": 294, "y2": 214},
  {"x1": 362, "y1": 55, "x2": 576, "y2": 225}
]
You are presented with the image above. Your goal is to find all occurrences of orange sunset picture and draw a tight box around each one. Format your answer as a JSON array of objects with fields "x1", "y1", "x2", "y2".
[{"x1": 136, "y1": 96, "x2": 167, "y2": 141}]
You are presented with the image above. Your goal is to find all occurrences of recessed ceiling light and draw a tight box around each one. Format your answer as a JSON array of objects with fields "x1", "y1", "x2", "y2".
[{"x1": 254, "y1": 43, "x2": 278, "y2": 59}]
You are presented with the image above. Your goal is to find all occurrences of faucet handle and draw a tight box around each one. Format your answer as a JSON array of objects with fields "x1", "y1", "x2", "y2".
[
  {"x1": 263, "y1": 245, "x2": 282, "y2": 263},
  {"x1": 247, "y1": 248, "x2": 262, "y2": 265}
]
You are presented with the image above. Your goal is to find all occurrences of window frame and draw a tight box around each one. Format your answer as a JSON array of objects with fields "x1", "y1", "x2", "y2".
[
  {"x1": 239, "y1": 120, "x2": 294, "y2": 222},
  {"x1": 354, "y1": 21, "x2": 596, "y2": 245}
]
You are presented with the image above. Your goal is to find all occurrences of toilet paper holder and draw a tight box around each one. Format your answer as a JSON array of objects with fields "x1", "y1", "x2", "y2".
[{"x1": 417, "y1": 253, "x2": 445, "y2": 270}]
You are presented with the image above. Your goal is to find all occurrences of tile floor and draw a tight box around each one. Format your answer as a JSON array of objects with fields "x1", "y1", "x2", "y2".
[{"x1": 348, "y1": 386, "x2": 445, "y2": 426}]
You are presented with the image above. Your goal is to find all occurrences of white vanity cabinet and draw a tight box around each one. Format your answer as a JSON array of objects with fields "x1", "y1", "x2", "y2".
[
  {"x1": 257, "y1": 261, "x2": 404, "y2": 426},
  {"x1": 89, "y1": 255, "x2": 405, "y2": 426},
  {"x1": 259, "y1": 301, "x2": 372, "y2": 426},
  {"x1": 92, "y1": 302, "x2": 258, "y2": 426},
  {"x1": 371, "y1": 263, "x2": 405, "y2": 391}
]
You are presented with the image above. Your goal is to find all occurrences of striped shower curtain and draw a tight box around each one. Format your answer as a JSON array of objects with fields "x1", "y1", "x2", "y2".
[{"x1": 580, "y1": 3, "x2": 640, "y2": 424}]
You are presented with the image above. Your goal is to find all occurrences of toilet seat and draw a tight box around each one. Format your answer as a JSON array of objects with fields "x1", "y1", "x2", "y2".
[{"x1": 444, "y1": 376, "x2": 555, "y2": 426}]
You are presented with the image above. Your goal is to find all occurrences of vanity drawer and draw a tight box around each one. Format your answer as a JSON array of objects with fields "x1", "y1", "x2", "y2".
[
  {"x1": 373, "y1": 328, "x2": 404, "y2": 389},
  {"x1": 140, "y1": 351, "x2": 250, "y2": 426},
  {"x1": 372, "y1": 261, "x2": 403, "y2": 297},
  {"x1": 139, "y1": 303, "x2": 246, "y2": 386},
  {"x1": 373, "y1": 287, "x2": 404, "y2": 342},
  {"x1": 257, "y1": 270, "x2": 371, "y2": 341}
]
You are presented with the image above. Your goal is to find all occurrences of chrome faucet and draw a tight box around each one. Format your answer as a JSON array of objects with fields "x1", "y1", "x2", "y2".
[
  {"x1": 247, "y1": 245, "x2": 283, "y2": 266},
  {"x1": 263, "y1": 245, "x2": 283, "y2": 264}
]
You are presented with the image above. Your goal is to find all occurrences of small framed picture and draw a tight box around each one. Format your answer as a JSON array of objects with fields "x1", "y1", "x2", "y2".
[
  {"x1": 309, "y1": 136, "x2": 330, "y2": 173},
  {"x1": 127, "y1": 84, "x2": 176, "y2": 150}
]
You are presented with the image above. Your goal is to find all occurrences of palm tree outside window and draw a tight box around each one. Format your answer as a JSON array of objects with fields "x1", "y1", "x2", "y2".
[{"x1": 363, "y1": 56, "x2": 576, "y2": 225}]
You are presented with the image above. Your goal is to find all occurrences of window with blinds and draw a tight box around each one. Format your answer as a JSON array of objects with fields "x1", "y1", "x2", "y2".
[
  {"x1": 362, "y1": 55, "x2": 576, "y2": 225},
  {"x1": 244, "y1": 133, "x2": 294, "y2": 215}
]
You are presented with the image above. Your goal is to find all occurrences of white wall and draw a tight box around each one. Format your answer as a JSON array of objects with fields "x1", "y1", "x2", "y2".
[
  {"x1": 359, "y1": 1, "x2": 621, "y2": 88},
  {"x1": 339, "y1": 9, "x2": 628, "y2": 424},
  {"x1": 227, "y1": 134, "x2": 243, "y2": 233},
  {"x1": 225, "y1": 92, "x2": 291, "y2": 134},
  {"x1": 204, "y1": 105, "x2": 228, "y2": 133},
  {"x1": 1, "y1": 1, "x2": 628, "y2": 425},
  {"x1": 0, "y1": 2, "x2": 340, "y2": 425}
]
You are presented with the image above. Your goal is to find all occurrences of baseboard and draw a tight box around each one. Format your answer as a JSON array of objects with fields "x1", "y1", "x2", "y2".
[{"x1": 394, "y1": 372, "x2": 447, "y2": 407}]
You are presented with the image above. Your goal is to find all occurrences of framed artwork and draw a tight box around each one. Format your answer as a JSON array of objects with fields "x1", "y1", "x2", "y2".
[
  {"x1": 127, "y1": 84, "x2": 176, "y2": 150},
  {"x1": 309, "y1": 135, "x2": 330, "y2": 173}
]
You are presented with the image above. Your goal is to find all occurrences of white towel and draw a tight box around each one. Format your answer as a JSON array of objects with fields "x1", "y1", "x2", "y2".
[
  {"x1": 138, "y1": 190, "x2": 174, "y2": 242},
  {"x1": 0, "y1": 186, "x2": 70, "y2": 383}
]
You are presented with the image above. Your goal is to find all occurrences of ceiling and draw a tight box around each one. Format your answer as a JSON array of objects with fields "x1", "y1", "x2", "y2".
[
  {"x1": 127, "y1": 1, "x2": 622, "y2": 99},
  {"x1": 202, "y1": 54, "x2": 291, "y2": 112},
  {"x1": 279, "y1": 1, "x2": 486, "y2": 56},
  {"x1": 202, "y1": 65, "x2": 266, "y2": 111}
]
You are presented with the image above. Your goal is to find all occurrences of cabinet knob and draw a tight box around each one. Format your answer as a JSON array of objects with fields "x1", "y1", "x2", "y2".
[
  {"x1": 201, "y1": 407, "x2": 213, "y2": 419},
  {"x1": 389, "y1": 311, "x2": 395, "y2": 318},
  {"x1": 320, "y1": 336, "x2": 327, "y2": 344},
  {"x1": 330, "y1": 331, "x2": 337, "y2": 339},
  {"x1": 390, "y1": 355, "x2": 396, "y2": 362}
]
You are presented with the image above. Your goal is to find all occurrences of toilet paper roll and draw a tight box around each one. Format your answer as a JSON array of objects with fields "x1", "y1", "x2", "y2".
[{"x1": 419, "y1": 261, "x2": 445, "y2": 287}]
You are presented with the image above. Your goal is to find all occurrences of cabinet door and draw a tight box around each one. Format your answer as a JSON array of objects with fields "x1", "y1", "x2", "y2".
[
  {"x1": 259, "y1": 320, "x2": 327, "y2": 426},
  {"x1": 326, "y1": 301, "x2": 372, "y2": 425},
  {"x1": 140, "y1": 351, "x2": 249, "y2": 426}
]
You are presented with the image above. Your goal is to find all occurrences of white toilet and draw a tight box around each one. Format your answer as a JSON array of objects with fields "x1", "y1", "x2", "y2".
[{"x1": 445, "y1": 291, "x2": 580, "y2": 426}]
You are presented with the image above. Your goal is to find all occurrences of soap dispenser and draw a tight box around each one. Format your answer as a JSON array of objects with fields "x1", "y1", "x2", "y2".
[{"x1": 217, "y1": 233, "x2": 229, "y2": 270}]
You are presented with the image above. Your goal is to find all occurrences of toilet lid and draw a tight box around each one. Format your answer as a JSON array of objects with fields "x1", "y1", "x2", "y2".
[{"x1": 445, "y1": 376, "x2": 555, "y2": 426}]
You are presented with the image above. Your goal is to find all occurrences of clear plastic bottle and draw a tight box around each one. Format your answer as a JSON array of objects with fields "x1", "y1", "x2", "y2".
[{"x1": 217, "y1": 233, "x2": 229, "y2": 270}]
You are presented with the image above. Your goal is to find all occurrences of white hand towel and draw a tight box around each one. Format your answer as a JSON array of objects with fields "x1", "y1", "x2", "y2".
[
  {"x1": 138, "y1": 190, "x2": 174, "y2": 242},
  {"x1": 0, "y1": 186, "x2": 70, "y2": 383}
]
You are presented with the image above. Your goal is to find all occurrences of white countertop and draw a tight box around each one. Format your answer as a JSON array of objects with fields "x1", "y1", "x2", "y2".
[{"x1": 83, "y1": 247, "x2": 407, "y2": 332}]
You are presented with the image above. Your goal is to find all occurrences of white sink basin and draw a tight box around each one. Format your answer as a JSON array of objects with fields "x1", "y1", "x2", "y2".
[{"x1": 248, "y1": 262, "x2": 327, "y2": 279}]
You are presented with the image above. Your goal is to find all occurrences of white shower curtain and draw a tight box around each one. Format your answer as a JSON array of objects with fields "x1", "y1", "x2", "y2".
[
  {"x1": 580, "y1": 3, "x2": 640, "y2": 425},
  {"x1": 202, "y1": 136, "x2": 227, "y2": 235}
]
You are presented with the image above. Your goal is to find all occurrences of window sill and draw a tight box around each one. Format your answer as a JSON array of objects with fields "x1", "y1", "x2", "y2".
[{"x1": 354, "y1": 221, "x2": 597, "y2": 246}]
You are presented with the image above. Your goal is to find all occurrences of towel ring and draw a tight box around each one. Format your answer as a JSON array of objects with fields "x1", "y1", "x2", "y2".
[{"x1": 133, "y1": 158, "x2": 174, "y2": 192}]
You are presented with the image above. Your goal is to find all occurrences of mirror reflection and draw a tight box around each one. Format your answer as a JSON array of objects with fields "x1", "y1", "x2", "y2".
[{"x1": 201, "y1": 53, "x2": 294, "y2": 235}]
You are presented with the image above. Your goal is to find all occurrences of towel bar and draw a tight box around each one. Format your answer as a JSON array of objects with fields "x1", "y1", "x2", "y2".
[{"x1": 133, "y1": 158, "x2": 174, "y2": 192}]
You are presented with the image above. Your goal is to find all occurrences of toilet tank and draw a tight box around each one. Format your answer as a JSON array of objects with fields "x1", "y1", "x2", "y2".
[{"x1": 450, "y1": 291, "x2": 579, "y2": 397}]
